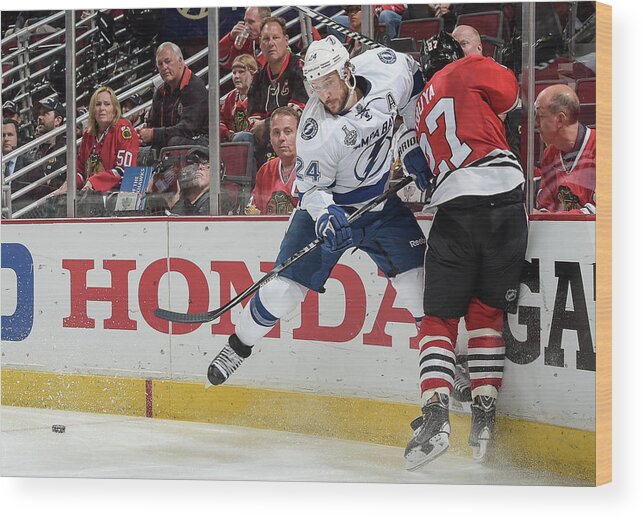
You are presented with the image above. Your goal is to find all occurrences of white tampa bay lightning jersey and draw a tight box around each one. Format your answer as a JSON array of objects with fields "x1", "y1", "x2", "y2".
[{"x1": 295, "y1": 47, "x2": 423, "y2": 220}]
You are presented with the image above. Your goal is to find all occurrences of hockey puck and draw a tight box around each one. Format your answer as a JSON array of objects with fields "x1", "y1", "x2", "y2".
[{"x1": 51, "y1": 424, "x2": 66, "y2": 433}]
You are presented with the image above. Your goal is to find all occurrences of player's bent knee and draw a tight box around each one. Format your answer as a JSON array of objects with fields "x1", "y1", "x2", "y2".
[
  {"x1": 257, "y1": 276, "x2": 308, "y2": 320},
  {"x1": 390, "y1": 267, "x2": 424, "y2": 319}
]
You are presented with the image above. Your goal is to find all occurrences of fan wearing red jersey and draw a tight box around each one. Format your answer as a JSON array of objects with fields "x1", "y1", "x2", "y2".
[
  {"x1": 403, "y1": 32, "x2": 528, "y2": 470},
  {"x1": 54, "y1": 86, "x2": 139, "y2": 195},
  {"x1": 245, "y1": 107, "x2": 299, "y2": 215}
]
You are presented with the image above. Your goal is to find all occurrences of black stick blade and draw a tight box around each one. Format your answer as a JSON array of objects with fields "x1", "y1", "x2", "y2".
[{"x1": 153, "y1": 307, "x2": 216, "y2": 323}]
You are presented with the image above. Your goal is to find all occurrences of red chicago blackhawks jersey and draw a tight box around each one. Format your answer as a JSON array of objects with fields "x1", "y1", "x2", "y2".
[
  {"x1": 219, "y1": 89, "x2": 250, "y2": 138},
  {"x1": 77, "y1": 118, "x2": 139, "y2": 191},
  {"x1": 536, "y1": 125, "x2": 596, "y2": 214},
  {"x1": 415, "y1": 55, "x2": 524, "y2": 206},
  {"x1": 248, "y1": 157, "x2": 298, "y2": 214}
]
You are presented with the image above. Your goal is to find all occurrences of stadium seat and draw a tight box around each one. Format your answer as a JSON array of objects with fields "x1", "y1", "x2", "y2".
[
  {"x1": 456, "y1": 11, "x2": 504, "y2": 59},
  {"x1": 579, "y1": 103, "x2": 596, "y2": 127},
  {"x1": 535, "y1": 79, "x2": 570, "y2": 97},
  {"x1": 576, "y1": 78, "x2": 596, "y2": 103},
  {"x1": 389, "y1": 37, "x2": 416, "y2": 52},
  {"x1": 398, "y1": 17, "x2": 443, "y2": 44},
  {"x1": 405, "y1": 4, "x2": 432, "y2": 20},
  {"x1": 220, "y1": 142, "x2": 253, "y2": 214}
]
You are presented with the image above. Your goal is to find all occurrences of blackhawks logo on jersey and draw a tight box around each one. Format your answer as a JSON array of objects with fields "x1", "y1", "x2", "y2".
[
  {"x1": 121, "y1": 125, "x2": 132, "y2": 140},
  {"x1": 266, "y1": 191, "x2": 295, "y2": 215}
]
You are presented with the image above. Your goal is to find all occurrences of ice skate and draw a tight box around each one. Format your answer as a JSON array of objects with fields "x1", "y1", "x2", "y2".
[
  {"x1": 206, "y1": 334, "x2": 252, "y2": 388},
  {"x1": 452, "y1": 355, "x2": 472, "y2": 403},
  {"x1": 469, "y1": 395, "x2": 496, "y2": 462},
  {"x1": 404, "y1": 393, "x2": 450, "y2": 471}
]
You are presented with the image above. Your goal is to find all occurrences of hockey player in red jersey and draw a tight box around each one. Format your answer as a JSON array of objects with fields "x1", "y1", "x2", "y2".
[{"x1": 402, "y1": 32, "x2": 528, "y2": 469}]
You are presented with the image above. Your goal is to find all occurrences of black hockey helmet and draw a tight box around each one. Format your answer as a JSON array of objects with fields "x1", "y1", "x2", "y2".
[{"x1": 419, "y1": 31, "x2": 464, "y2": 82}]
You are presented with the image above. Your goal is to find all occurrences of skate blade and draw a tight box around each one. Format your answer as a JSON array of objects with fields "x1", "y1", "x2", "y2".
[
  {"x1": 405, "y1": 434, "x2": 450, "y2": 471},
  {"x1": 471, "y1": 439, "x2": 489, "y2": 462}
]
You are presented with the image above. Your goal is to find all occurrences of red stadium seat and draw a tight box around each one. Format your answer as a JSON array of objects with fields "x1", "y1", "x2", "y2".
[
  {"x1": 579, "y1": 103, "x2": 596, "y2": 127},
  {"x1": 398, "y1": 17, "x2": 444, "y2": 44},
  {"x1": 219, "y1": 142, "x2": 253, "y2": 214},
  {"x1": 534, "y1": 79, "x2": 570, "y2": 97},
  {"x1": 220, "y1": 142, "x2": 252, "y2": 183},
  {"x1": 456, "y1": 11, "x2": 504, "y2": 58},
  {"x1": 576, "y1": 78, "x2": 596, "y2": 103}
]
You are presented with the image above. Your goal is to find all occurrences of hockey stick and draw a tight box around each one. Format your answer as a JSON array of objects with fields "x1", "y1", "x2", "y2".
[
  {"x1": 154, "y1": 176, "x2": 414, "y2": 324},
  {"x1": 294, "y1": 5, "x2": 384, "y2": 49}
]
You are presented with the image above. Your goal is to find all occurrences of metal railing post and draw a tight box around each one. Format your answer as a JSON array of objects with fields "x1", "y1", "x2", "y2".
[
  {"x1": 65, "y1": 10, "x2": 77, "y2": 218},
  {"x1": 208, "y1": 7, "x2": 220, "y2": 215},
  {"x1": 522, "y1": 3, "x2": 536, "y2": 214}
]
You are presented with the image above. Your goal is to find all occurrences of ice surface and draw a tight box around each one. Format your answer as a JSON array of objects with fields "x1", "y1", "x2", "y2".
[{"x1": 1, "y1": 405, "x2": 586, "y2": 485}]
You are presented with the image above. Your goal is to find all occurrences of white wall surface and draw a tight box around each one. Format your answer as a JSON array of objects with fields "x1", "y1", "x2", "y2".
[{"x1": 1, "y1": 216, "x2": 596, "y2": 429}]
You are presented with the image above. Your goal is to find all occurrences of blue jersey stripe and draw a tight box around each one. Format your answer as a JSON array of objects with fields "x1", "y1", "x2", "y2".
[{"x1": 333, "y1": 172, "x2": 389, "y2": 205}]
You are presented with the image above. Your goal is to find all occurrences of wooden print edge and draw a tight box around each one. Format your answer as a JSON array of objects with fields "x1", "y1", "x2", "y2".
[{"x1": 595, "y1": 1, "x2": 612, "y2": 486}]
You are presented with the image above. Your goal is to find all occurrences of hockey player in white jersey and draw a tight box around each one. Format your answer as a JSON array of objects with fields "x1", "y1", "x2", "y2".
[{"x1": 206, "y1": 37, "x2": 432, "y2": 409}]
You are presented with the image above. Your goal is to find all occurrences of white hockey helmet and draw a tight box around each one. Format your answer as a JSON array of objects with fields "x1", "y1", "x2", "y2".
[{"x1": 303, "y1": 35, "x2": 351, "y2": 88}]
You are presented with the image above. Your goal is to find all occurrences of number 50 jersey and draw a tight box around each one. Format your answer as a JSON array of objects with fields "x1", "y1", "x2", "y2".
[{"x1": 415, "y1": 54, "x2": 524, "y2": 207}]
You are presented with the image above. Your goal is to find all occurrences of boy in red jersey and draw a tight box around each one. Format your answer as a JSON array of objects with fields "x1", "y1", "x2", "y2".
[{"x1": 403, "y1": 32, "x2": 527, "y2": 469}]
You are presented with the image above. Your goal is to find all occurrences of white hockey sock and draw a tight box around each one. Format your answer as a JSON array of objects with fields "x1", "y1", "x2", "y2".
[
  {"x1": 390, "y1": 267, "x2": 424, "y2": 325},
  {"x1": 236, "y1": 277, "x2": 308, "y2": 346}
]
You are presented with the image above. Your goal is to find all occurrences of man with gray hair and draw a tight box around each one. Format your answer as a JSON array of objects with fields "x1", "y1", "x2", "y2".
[
  {"x1": 534, "y1": 83, "x2": 596, "y2": 214},
  {"x1": 138, "y1": 41, "x2": 208, "y2": 151}
]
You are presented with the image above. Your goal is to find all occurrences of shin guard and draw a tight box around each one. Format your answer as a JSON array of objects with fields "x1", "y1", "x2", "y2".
[
  {"x1": 418, "y1": 315, "x2": 459, "y2": 401},
  {"x1": 465, "y1": 297, "x2": 505, "y2": 397}
]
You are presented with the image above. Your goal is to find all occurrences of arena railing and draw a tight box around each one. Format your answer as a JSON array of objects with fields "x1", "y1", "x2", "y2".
[{"x1": 2, "y1": 6, "x2": 343, "y2": 218}]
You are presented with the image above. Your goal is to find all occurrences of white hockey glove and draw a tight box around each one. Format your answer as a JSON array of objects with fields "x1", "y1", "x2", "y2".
[
  {"x1": 315, "y1": 204, "x2": 353, "y2": 253},
  {"x1": 397, "y1": 128, "x2": 430, "y2": 191}
]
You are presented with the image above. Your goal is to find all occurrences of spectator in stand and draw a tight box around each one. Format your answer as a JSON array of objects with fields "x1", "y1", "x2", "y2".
[
  {"x1": 220, "y1": 54, "x2": 259, "y2": 182},
  {"x1": 137, "y1": 42, "x2": 208, "y2": 151},
  {"x1": 3, "y1": 100, "x2": 29, "y2": 143},
  {"x1": 220, "y1": 54, "x2": 258, "y2": 142},
  {"x1": 54, "y1": 86, "x2": 139, "y2": 195},
  {"x1": 247, "y1": 16, "x2": 308, "y2": 165},
  {"x1": 219, "y1": 6, "x2": 271, "y2": 71},
  {"x1": 121, "y1": 93, "x2": 145, "y2": 127},
  {"x1": 3, "y1": 100, "x2": 21, "y2": 124},
  {"x1": 3, "y1": 118, "x2": 31, "y2": 180},
  {"x1": 19, "y1": 97, "x2": 67, "y2": 204},
  {"x1": 452, "y1": 24, "x2": 483, "y2": 56},
  {"x1": 429, "y1": 4, "x2": 457, "y2": 33},
  {"x1": 343, "y1": 5, "x2": 366, "y2": 58},
  {"x1": 374, "y1": 5, "x2": 406, "y2": 41},
  {"x1": 535, "y1": 84, "x2": 596, "y2": 214},
  {"x1": 245, "y1": 107, "x2": 299, "y2": 215},
  {"x1": 171, "y1": 146, "x2": 211, "y2": 215}
]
